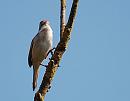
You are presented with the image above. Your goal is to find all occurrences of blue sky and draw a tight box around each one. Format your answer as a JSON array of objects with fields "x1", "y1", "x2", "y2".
[{"x1": 0, "y1": 0, "x2": 130, "y2": 101}]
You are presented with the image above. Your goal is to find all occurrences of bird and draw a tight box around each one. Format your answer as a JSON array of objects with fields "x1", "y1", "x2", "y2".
[{"x1": 28, "y1": 20, "x2": 53, "y2": 91}]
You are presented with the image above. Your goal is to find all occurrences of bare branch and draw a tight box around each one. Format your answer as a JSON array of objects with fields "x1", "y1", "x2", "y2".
[
  {"x1": 60, "y1": 0, "x2": 66, "y2": 40},
  {"x1": 66, "y1": 0, "x2": 79, "y2": 30},
  {"x1": 34, "y1": 0, "x2": 79, "y2": 101}
]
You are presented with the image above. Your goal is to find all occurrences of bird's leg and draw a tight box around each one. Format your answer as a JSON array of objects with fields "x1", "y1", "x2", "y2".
[
  {"x1": 45, "y1": 47, "x2": 56, "y2": 59},
  {"x1": 40, "y1": 64, "x2": 48, "y2": 68},
  {"x1": 41, "y1": 48, "x2": 56, "y2": 68},
  {"x1": 50, "y1": 47, "x2": 56, "y2": 55}
]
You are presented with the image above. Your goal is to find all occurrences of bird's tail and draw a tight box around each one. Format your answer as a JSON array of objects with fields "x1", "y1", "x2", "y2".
[{"x1": 33, "y1": 67, "x2": 39, "y2": 91}]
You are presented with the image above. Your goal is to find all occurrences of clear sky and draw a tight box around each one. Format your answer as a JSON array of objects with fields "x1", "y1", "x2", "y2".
[{"x1": 0, "y1": 0, "x2": 130, "y2": 101}]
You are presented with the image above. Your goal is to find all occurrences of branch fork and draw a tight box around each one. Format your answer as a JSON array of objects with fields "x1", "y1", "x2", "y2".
[{"x1": 34, "y1": 0, "x2": 79, "y2": 101}]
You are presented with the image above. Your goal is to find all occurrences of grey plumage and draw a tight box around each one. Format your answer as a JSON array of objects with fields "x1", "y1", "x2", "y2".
[{"x1": 28, "y1": 20, "x2": 53, "y2": 91}]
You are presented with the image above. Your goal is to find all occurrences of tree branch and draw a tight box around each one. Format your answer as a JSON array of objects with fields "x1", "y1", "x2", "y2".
[
  {"x1": 34, "y1": 0, "x2": 79, "y2": 101},
  {"x1": 60, "y1": 0, "x2": 66, "y2": 40}
]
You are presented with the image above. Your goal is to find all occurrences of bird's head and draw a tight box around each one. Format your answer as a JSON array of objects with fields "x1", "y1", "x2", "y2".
[
  {"x1": 39, "y1": 20, "x2": 50, "y2": 31},
  {"x1": 40, "y1": 20, "x2": 50, "y2": 26}
]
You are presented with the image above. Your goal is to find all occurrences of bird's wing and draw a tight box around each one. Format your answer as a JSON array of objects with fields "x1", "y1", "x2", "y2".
[{"x1": 28, "y1": 39, "x2": 34, "y2": 67}]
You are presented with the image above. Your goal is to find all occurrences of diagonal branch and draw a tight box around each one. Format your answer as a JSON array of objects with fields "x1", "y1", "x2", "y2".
[
  {"x1": 34, "y1": 0, "x2": 79, "y2": 101},
  {"x1": 60, "y1": 0, "x2": 66, "y2": 40}
]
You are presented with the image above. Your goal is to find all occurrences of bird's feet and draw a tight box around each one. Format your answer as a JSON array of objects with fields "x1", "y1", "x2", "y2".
[
  {"x1": 45, "y1": 47, "x2": 56, "y2": 59},
  {"x1": 47, "y1": 85, "x2": 51, "y2": 92},
  {"x1": 50, "y1": 47, "x2": 56, "y2": 55}
]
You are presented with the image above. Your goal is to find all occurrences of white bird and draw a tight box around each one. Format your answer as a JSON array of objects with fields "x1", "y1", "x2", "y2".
[{"x1": 28, "y1": 20, "x2": 53, "y2": 91}]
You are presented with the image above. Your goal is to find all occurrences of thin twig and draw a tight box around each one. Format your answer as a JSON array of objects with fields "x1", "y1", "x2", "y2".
[{"x1": 60, "y1": 0, "x2": 66, "y2": 40}]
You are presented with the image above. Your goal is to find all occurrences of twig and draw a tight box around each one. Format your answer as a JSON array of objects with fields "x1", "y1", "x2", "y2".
[{"x1": 60, "y1": 0, "x2": 66, "y2": 40}]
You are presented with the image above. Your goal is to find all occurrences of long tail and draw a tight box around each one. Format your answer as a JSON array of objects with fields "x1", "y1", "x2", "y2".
[{"x1": 33, "y1": 67, "x2": 39, "y2": 91}]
